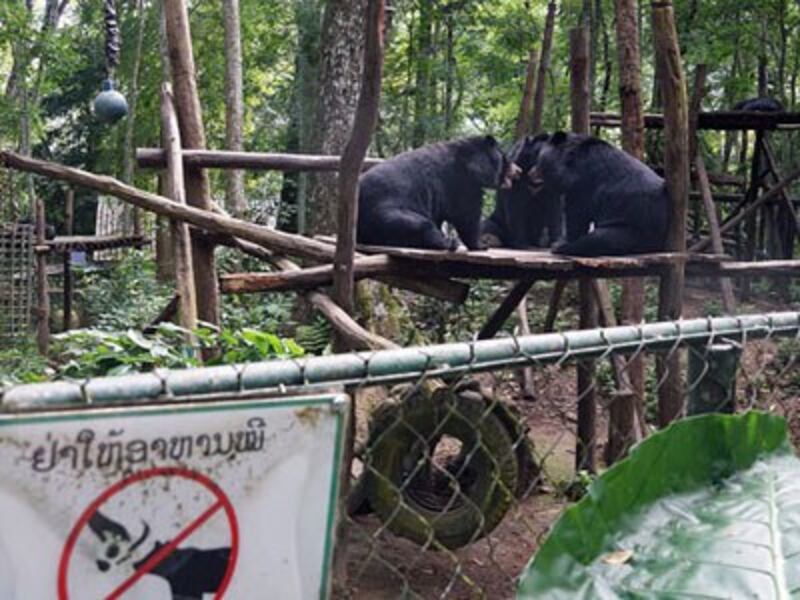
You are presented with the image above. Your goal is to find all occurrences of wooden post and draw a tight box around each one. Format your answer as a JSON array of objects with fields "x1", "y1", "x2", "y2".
[
  {"x1": 570, "y1": 25, "x2": 596, "y2": 473},
  {"x1": 689, "y1": 65, "x2": 736, "y2": 314},
  {"x1": 35, "y1": 198, "x2": 49, "y2": 355},
  {"x1": 531, "y1": 1, "x2": 557, "y2": 133},
  {"x1": 161, "y1": 83, "x2": 198, "y2": 335},
  {"x1": 652, "y1": 0, "x2": 690, "y2": 427},
  {"x1": 513, "y1": 42, "x2": 540, "y2": 400},
  {"x1": 332, "y1": 0, "x2": 384, "y2": 350},
  {"x1": 741, "y1": 129, "x2": 765, "y2": 299},
  {"x1": 162, "y1": 0, "x2": 220, "y2": 327},
  {"x1": 610, "y1": 0, "x2": 647, "y2": 463},
  {"x1": 62, "y1": 188, "x2": 74, "y2": 331}
]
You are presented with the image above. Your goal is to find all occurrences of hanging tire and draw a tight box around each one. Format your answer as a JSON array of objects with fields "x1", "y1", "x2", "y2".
[{"x1": 363, "y1": 386, "x2": 519, "y2": 550}]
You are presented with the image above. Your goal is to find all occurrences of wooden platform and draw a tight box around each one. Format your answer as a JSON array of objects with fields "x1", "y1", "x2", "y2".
[
  {"x1": 43, "y1": 235, "x2": 149, "y2": 253},
  {"x1": 352, "y1": 244, "x2": 728, "y2": 281}
]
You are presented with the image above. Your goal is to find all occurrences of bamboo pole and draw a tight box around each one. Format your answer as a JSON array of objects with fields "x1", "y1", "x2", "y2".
[
  {"x1": 652, "y1": 0, "x2": 690, "y2": 427},
  {"x1": 161, "y1": 83, "x2": 198, "y2": 334}
]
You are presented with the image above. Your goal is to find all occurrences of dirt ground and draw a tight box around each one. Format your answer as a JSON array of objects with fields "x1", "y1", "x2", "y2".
[{"x1": 337, "y1": 280, "x2": 800, "y2": 599}]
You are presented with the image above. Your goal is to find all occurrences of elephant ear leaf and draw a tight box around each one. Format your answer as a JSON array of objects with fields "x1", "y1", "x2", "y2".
[{"x1": 518, "y1": 411, "x2": 797, "y2": 599}]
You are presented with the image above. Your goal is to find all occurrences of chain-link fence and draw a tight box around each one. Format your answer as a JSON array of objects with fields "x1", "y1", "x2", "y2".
[{"x1": 1, "y1": 311, "x2": 799, "y2": 598}]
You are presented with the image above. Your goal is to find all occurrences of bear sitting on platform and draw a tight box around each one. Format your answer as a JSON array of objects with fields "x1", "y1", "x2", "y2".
[
  {"x1": 480, "y1": 134, "x2": 563, "y2": 249},
  {"x1": 527, "y1": 132, "x2": 669, "y2": 256},
  {"x1": 357, "y1": 136, "x2": 520, "y2": 250}
]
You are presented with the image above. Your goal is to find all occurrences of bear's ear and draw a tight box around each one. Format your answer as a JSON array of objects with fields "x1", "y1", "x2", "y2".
[
  {"x1": 483, "y1": 135, "x2": 498, "y2": 147},
  {"x1": 551, "y1": 131, "x2": 568, "y2": 145}
]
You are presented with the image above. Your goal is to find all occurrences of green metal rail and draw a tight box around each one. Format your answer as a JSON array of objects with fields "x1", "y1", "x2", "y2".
[{"x1": 2, "y1": 312, "x2": 798, "y2": 410}]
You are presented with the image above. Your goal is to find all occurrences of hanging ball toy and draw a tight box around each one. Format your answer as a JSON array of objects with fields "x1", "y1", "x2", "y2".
[{"x1": 93, "y1": 79, "x2": 128, "y2": 124}]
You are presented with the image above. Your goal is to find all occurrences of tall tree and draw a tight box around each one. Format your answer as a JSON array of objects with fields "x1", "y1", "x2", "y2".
[
  {"x1": 222, "y1": 0, "x2": 247, "y2": 217},
  {"x1": 306, "y1": 0, "x2": 368, "y2": 235}
]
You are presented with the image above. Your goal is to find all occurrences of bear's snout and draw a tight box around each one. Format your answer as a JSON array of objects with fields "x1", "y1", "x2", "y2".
[
  {"x1": 501, "y1": 162, "x2": 522, "y2": 189},
  {"x1": 526, "y1": 166, "x2": 545, "y2": 193}
]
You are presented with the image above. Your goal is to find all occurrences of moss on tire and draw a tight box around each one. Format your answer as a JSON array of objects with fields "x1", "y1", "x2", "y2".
[{"x1": 363, "y1": 387, "x2": 519, "y2": 550}]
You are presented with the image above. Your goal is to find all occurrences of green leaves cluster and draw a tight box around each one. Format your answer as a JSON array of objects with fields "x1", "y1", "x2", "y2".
[
  {"x1": 51, "y1": 323, "x2": 304, "y2": 380},
  {"x1": 518, "y1": 411, "x2": 798, "y2": 598}
]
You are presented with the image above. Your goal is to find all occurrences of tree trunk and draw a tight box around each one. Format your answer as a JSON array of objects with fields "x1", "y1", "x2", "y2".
[
  {"x1": 306, "y1": 0, "x2": 367, "y2": 236},
  {"x1": 222, "y1": 0, "x2": 247, "y2": 217}
]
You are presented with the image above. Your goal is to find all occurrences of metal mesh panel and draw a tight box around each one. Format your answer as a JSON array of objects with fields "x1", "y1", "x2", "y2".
[
  {"x1": 0, "y1": 223, "x2": 34, "y2": 340},
  {"x1": 1, "y1": 312, "x2": 799, "y2": 597}
]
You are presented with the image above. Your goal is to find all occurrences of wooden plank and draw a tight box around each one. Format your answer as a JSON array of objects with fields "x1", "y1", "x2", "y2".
[
  {"x1": 477, "y1": 279, "x2": 537, "y2": 340},
  {"x1": 47, "y1": 234, "x2": 148, "y2": 252}
]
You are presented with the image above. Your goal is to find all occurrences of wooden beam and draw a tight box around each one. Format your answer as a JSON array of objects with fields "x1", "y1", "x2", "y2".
[
  {"x1": 613, "y1": 0, "x2": 647, "y2": 463},
  {"x1": 163, "y1": 0, "x2": 219, "y2": 326},
  {"x1": 653, "y1": 0, "x2": 690, "y2": 427},
  {"x1": 571, "y1": 25, "x2": 597, "y2": 474},
  {"x1": 531, "y1": 1, "x2": 557, "y2": 134},
  {"x1": 477, "y1": 278, "x2": 537, "y2": 340},
  {"x1": 136, "y1": 148, "x2": 382, "y2": 172},
  {"x1": 161, "y1": 82, "x2": 198, "y2": 334},
  {"x1": 0, "y1": 151, "x2": 340, "y2": 263},
  {"x1": 590, "y1": 110, "x2": 800, "y2": 131},
  {"x1": 332, "y1": 0, "x2": 384, "y2": 351},
  {"x1": 62, "y1": 188, "x2": 74, "y2": 331},
  {"x1": 35, "y1": 198, "x2": 50, "y2": 355},
  {"x1": 220, "y1": 255, "x2": 394, "y2": 294},
  {"x1": 690, "y1": 166, "x2": 800, "y2": 252}
]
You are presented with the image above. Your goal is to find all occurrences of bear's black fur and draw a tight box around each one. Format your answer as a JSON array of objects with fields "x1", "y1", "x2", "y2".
[
  {"x1": 732, "y1": 97, "x2": 784, "y2": 112},
  {"x1": 529, "y1": 132, "x2": 669, "y2": 256},
  {"x1": 480, "y1": 134, "x2": 563, "y2": 249},
  {"x1": 357, "y1": 136, "x2": 517, "y2": 250}
]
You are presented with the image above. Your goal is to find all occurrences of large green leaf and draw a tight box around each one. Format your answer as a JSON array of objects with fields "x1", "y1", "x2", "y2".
[{"x1": 518, "y1": 411, "x2": 799, "y2": 599}]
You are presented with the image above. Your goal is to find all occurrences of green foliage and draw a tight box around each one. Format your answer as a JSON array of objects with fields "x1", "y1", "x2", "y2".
[
  {"x1": 0, "y1": 338, "x2": 50, "y2": 386},
  {"x1": 518, "y1": 411, "x2": 793, "y2": 598},
  {"x1": 51, "y1": 323, "x2": 304, "y2": 379},
  {"x1": 81, "y1": 251, "x2": 173, "y2": 330}
]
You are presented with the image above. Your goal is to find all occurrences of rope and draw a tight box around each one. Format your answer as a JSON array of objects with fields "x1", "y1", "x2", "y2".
[{"x1": 103, "y1": 0, "x2": 121, "y2": 76}]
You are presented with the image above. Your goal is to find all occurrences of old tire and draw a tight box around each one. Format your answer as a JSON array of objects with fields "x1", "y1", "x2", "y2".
[{"x1": 364, "y1": 387, "x2": 518, "y2": 550}]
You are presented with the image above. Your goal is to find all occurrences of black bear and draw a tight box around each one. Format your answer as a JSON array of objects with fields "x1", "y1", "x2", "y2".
[
  {"x1": 357, "y1": 136, "x2": 520, "y2": 250},
  {"x1": 480, "y1": 133, "x2": 563, "y2": 249},
  {"x1": 528, "y1": 132, "x2": 669, "y2": 256},
  {"x1": 732, "y1": 97, "x2": 784, "y2": 112}
]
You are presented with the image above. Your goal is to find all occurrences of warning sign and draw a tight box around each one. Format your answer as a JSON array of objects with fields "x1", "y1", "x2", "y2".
[{"x1": 0, "y1": 394, "x2": 347, "y2": 600}]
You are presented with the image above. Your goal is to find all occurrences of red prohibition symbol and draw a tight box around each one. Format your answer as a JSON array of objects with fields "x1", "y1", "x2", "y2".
[{"x1": 57, "y1": 466, "x2": 239, "y2": 600}]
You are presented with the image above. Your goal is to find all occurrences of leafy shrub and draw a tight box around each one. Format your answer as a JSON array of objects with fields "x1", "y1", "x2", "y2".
[{"x1": 50, "y1": 323, "x2": 305, "y2": 379}]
